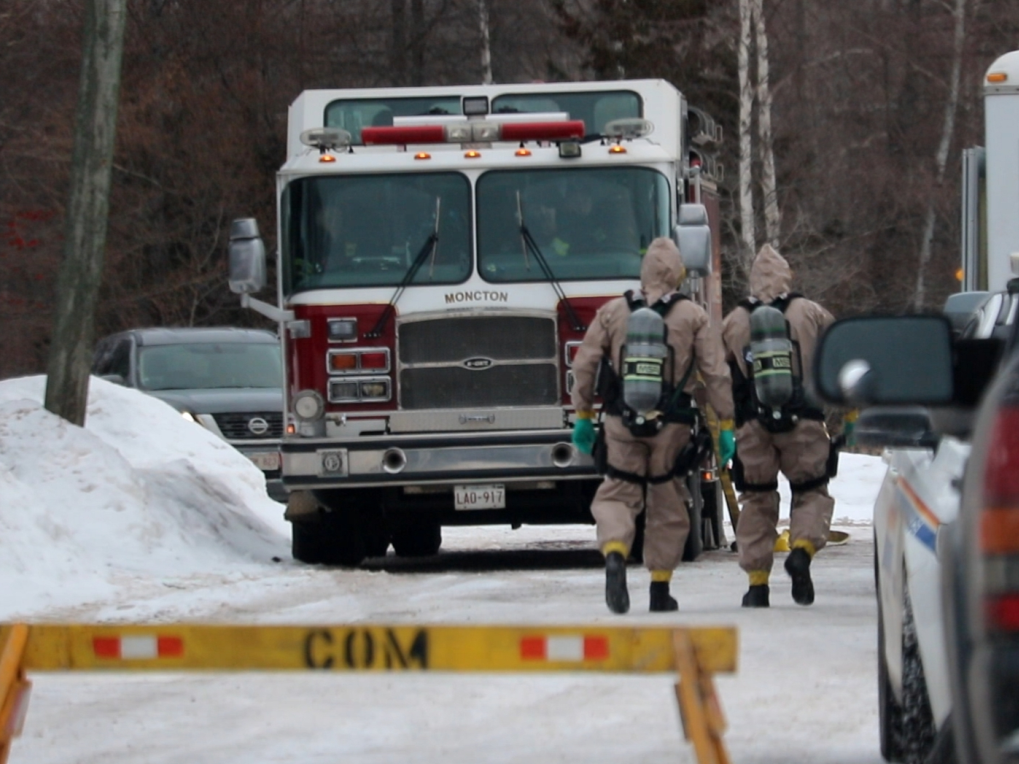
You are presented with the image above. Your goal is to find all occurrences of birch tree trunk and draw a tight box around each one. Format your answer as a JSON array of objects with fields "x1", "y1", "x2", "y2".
[
  {"x1": 913, "y1": 0, "x2": 967, "y2": 309},
  {"x1": 738, "y1": 0, "x2": 757, "y2": 268},
  {"x1": 478, "y1": 0, "x2": 493, "y2": 84},
  {"x1": 754, "y1": 0, "x2": 781, "y2": 249},
  {"x1": 44, "y1": 0, "x2": 127, "y2": 425}
]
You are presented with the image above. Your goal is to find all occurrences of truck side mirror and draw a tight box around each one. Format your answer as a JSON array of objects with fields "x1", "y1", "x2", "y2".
[
  {"x1": 674, "y1": 204, "x2": 711, "y2": 276},
  {"x1": 228, "y1": 218, "x2": 267, "y2": 295},
  {"x1": 814, "y1": 315, "x2": 955, "y2": 406}
]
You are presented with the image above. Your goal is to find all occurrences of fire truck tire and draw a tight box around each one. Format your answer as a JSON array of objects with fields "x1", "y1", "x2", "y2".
[
  {"x1": 291, "y1": 510, "x2": 366, "y2": 567},
  {"x1": 682, "y1": 475, "x2": 703, "y2": 562},
  {"x1": 391, "y1": 521, "x2": 442, "y2": 557},
  {"x1": 628, "y1": 511, "x2": 645, "y2": 564}
]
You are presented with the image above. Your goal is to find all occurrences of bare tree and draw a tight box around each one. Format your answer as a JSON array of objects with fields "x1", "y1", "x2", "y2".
[
  {"x1": 914, "y1": 0, "x2": 968, "y2": 310},
  {"x1": 753, "y1": 0, "x2": 780, "y2": 249},
  {"x1": 738, "y1": 0, "x2": 756, "y2": 265},
  {"x1": 44, "y1": 0, "x2": 127, "y2": 425}
]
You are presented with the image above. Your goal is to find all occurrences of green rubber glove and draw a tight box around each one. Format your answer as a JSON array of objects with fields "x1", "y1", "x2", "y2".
[
  {"x1": 843, "y1": 420, "x2": 857, "y2": 448},
  {"x1": 572, "y1": 417, "x2": 597, "y2": 455},
  {"x1": 718, "y1": 426, "x2": 736, "y2": 467}
]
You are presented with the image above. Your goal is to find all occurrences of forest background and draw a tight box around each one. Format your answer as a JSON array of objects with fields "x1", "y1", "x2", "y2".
[{"x1": 2, "y1": 0, "x2": 1017, "y2": 377}]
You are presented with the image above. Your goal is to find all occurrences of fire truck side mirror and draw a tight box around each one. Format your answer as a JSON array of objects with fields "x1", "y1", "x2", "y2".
[
  {"x1": 674, "y1": 204, "x2": 711, "y2": 276},
  {"x1": 228, "y1": 218, "x2": 267, "y2": 295}
]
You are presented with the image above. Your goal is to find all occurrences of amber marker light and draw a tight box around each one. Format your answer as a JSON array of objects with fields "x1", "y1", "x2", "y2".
[
  {"x1": 987, "y1": 72, "x2": 1008, "y2": 84},
  {"x1": 319, "y1": 154, "x2": 337, "y2": 163},
  {"x1": 956, "y1": 268, "x2": 965, "y2": 282},
  {"x1": 608, "y1": 144, "x2": 627, "y2": 154},
  {"x1": 465, "y1": 150, "x2": 482, "y2": 159},
  {"x1": 515, "y1": 148, "x2": 532, "y2": 157},
  {"x1": 414, "y1": 152, "x2": 431, "y2": 160}
]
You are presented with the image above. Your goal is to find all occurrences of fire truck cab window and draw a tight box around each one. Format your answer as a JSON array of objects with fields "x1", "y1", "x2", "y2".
[
  {"x1": 476, "y1": 167, "x2": 670, "y2": 283},
  {"x1": 325, "y1": 97, "x2": 462, "y2": 145},
  {"x1": 491, "y1": 91, "x2": 640, "y2": 137},
  {"x1": 283, "y1": 173, "x2": 471, "y2": 293}
]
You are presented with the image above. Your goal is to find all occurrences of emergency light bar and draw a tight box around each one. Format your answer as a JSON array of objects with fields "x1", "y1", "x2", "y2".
[{"x1": 362, "y1": 120, "x2": 586, "y2": 146}]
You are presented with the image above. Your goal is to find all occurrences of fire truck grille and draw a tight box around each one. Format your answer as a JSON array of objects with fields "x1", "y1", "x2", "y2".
[
  {"x1": 400, "y1": 365, "x2": 559, "y2": 409},
  {"x1": 398, "y1": 316, "x2": 559, "y2": 409},
  {"x1": 212, "y1": 412, "x2": 284, "y2": 440}
]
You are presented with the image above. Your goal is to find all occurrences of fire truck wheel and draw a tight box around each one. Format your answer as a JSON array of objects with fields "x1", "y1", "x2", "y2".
[
  {"x1": 628, "y1": 510, "x2": 645, "y2": 564},
  {"x1": 682, "y1": 475, "x2": 704, "y2": 562},
  {"x1": 391, "y1": 521, "x2": 442, "y2": 557},
  {"x1": 291, "y1": 509, "x2": 366, "y2": 567}
]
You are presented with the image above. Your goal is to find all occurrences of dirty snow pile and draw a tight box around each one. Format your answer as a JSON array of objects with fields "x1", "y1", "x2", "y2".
[{"x1": 0, "y1": 375, "x2": 290, "y2": 616}]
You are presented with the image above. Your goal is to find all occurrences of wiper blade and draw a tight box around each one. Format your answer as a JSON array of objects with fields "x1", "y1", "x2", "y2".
[
  {"x1": 367, "y1": 198, "x2": 441, "y2": 339},
  {"x1": 516, "y1": 193, "x2": 586, "y2": 332}
]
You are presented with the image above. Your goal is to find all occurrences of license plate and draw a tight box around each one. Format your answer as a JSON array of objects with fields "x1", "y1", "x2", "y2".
[
  {"x1": 248, "y1": 451, "x2": 281, "y2": 471},
  {"x1": 454, "y1": 484, "x2": 505, "y2": 510}
]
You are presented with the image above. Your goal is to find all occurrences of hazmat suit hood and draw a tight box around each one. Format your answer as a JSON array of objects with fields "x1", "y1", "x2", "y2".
[
  {"x1": 749, "y1": 243, "x2": 792, "y2": 304},
  {"x1": 640, "y1": 237, "x2": 686, "y2": 305}
]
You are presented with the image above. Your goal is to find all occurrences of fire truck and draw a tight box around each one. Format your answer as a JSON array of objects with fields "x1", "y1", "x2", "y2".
[{"x1": 227, "y1": 79, "x2": 726, "y2": 565}]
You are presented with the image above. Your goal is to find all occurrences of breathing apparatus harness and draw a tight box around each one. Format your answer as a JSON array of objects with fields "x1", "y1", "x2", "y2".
[
  {"x1": 729, "y1": 293, "x2": 831, "y2": 495},
  {"x1": 593, "y1": 290, "x2": 711, "y2": 486}
]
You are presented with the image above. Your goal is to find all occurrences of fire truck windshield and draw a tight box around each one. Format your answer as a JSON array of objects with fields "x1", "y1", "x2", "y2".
[
  {"x1": 477, "y1": 167, "x2": 669, "y2": 282},
  {"x1": 282, "y1": 172, "x2": 472, "y2": 293}
]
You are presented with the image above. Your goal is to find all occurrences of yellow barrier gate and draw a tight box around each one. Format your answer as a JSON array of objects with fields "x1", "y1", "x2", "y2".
[{"x1": 1, "y1": 623, "x2": 736, "y2": 764}]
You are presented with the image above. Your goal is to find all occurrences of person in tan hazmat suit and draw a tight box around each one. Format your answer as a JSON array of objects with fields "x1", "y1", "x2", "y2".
[
  {"x1": 571, "y1": 237, "x2": 735, "y2": 614},
  {"x1": 722, "y1": 243, "x2": 851, "y2": 608}
]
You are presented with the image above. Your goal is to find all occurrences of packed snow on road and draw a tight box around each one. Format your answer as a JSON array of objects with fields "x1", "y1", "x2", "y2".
[{"x1": 0, "y1": 375, "x2": 887, "y2": 763}]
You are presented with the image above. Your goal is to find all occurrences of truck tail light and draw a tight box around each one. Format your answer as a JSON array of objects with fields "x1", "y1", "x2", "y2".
[
  {"x1": 979, "y1": 405, "x2": 1019, "y2": 633},
  {"x1": 563, "y1": 341, "x2": 583, "y2": 367}
]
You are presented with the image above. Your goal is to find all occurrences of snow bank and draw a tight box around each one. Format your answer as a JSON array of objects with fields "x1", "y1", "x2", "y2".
[{"x1": 0, "y1": 376, "x2": 290, "y2": 615}]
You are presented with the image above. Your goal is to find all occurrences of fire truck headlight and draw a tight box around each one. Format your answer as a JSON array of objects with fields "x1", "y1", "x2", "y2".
[{"x1": 293, "y1": 390, "x2": 325, "y2": 421}]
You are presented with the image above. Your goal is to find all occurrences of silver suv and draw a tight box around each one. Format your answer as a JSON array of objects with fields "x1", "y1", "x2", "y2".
[{"x1": 91, "y1": 327, "x2": 286, "y2": 502}]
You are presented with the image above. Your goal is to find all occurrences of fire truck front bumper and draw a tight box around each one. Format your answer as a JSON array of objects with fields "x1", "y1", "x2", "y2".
[{"x1": 281, "y1": 431, "x2": 597, "y2": 490}]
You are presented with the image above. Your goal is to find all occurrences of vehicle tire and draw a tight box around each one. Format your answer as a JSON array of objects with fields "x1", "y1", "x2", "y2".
[
  {"x1": 629, "y1": 510, "x2": 645, "y2": 564},
  {"x1": 682, "y1": 474, "x2": 704, "y2": 562},
  {"x1": 875, "y1": 542, "x2": 904, "y2": 761},
  {"x1": 291, "y1": 509, "x2": 366, "y2": 567},
  {"x1": 702, "y1": 480, "x2": 723, "y2": 551},
  {"x1": 901, "y1": 577, "x2": 937, "y2": 764},
  {"x1": 391, "y1": 521, "x2": 442, "y2": 557}
]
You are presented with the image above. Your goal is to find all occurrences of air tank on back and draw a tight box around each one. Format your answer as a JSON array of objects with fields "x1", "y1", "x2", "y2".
[
  {"x1": 622, "y1": 306, "x2": 668, "y2": 419},
  {"x1": 749, "y1": 305, "x2": 794, "y2": 409}
]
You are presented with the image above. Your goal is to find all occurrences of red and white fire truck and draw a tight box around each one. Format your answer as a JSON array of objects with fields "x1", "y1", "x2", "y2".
[{"x1": 227, "y1": 79, "x2": 725, "y2": 565}]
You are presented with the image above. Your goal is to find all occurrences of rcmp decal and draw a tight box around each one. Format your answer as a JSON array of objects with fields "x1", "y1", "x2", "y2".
[{"x1": 444, "y1": 290, "x2": 509, "y2": 304}]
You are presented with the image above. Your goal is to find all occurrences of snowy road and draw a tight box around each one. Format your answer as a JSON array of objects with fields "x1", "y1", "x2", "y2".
[
  {"x1": 1, "y1": 378, "x2": 887, "y2": 763},
  {"x1": 10, "y1": 524, "x2": 882, "y2": 764}
]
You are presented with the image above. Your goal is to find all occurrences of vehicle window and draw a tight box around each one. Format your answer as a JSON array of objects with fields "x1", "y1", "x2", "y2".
[
  {"x1": 282, "y1": 173, "x2": 472, "y2": 293},
  {"x1": 324, "y1": 97, "x2": 462, "y2": 145},
  {"x1": 476, "y1": 167, "x2": 670, "y2": 283},
  {"x1": 108, "y1": 341, "x2": 131, "y2": 380},
  {"x1": 491, "y1": 91, "x2": 641, "y2": 136},
  {"x1": 92, "y1": 338, "x2": 130, "y2": 379},
  {"x1": 138, "y1": 343, "x2": 282, "y2": 391}
]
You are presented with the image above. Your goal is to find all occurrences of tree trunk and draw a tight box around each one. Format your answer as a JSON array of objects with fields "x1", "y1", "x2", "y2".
[
  {"x1": 754, "y1": 0, "x2": 781, "y2": 249},
  {"x1": 410, "y1": 0, "x2": 424, "y2": 86},
  {"x1": 478, "y1": 0, "x2": 493, "y2": 84},
  {"x1": 44, "y1": 0, "x2": 127, "y2": 426},
  {"x1": 391, "y1": 0, "x2": 407, "y2": 86},
  {"x1": 914, "y1": 0, "x2": 967, "y2": 310},
  {"x1": 738, "y1": 0, "x2": 756, "y2": 268}
]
